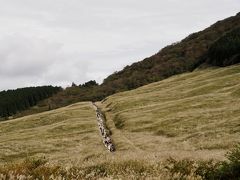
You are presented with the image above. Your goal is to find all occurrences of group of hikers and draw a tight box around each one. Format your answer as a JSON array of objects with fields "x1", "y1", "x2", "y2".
[{"x1": 95, "y1": 107, "x2": 115, "y2": 152}]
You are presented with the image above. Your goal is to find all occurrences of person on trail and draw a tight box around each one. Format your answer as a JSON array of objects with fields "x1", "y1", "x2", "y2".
[
  {"x1": 95, "y1": 106, "x2": 115, "y2": 152},
  {"x1": 108, "y1": 144, "x2": 115, "y2": 152},
  {"x1": 106, "y1": 137, "x2": 111, "y2": 143}
]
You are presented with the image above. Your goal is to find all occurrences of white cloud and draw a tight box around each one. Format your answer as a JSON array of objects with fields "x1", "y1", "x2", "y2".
[{"x1": 0, "y1": 35, "x2": 89, "y2": 89}]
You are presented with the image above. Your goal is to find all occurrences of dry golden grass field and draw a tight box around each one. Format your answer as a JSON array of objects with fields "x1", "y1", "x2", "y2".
[
  {"x1": 101, "y1": 64, "x2": 240, "y2": 161},
  {"x1": 0, "y1": 65, "x2": 240, "y2": 179},
  {"x1": 0, "y1": 102, "x2": 109, "y2": 166}
]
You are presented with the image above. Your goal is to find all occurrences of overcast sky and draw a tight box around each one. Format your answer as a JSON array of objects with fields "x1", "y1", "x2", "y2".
[{"x1": 0, "y1": 0, "x2": 239, "y2": 90}]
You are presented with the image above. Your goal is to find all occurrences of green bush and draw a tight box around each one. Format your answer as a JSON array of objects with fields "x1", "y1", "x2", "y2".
[{"x1": 165, "y1": 144, "x2": 240, "y2": 180}]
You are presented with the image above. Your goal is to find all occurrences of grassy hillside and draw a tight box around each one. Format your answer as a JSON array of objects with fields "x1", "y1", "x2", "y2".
[
  {"x1": 8, "y1": 86, "x2": 95, "y2": 120},
  {"x1": 101, "y1": 64, "x2": 240, "y2": 154},
  {"x1": 0, "y1": 65, "x2": 240, "y2": 179},
  {"x1": 30, "y1": 12, "x2": 239, "y2": 107},
  {"x1": 1, "y1": 14, "x2": 239, "y2": 123},
  {"x1": 3, "y1": 14, "x2": 239, "y2": 121},
  {"x1": 0, "y1": 102, "x2": 109, "y2": 165},
  {"x1": 1, "y1": 65, "x2": 239, "y2": 165}
]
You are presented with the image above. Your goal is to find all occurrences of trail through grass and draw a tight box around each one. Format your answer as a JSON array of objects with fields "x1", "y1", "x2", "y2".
[{"x1": 0, "y1": 65, "x2": 240, "y2": 179}]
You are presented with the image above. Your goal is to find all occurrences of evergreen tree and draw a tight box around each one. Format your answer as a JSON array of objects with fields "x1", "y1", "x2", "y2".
[{"x1": 0, "y1": 86, "x2": 61, "y2": 119}]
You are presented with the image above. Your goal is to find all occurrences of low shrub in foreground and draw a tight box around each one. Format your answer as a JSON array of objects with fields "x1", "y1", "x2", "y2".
[
  {"x1": 166, "y1": 144, "x2": 240, "y2": 179},
  {"x1": 0, "y1": 144, "x2": 239, "y2": 179},
  {"x1": 0, "y1": 159, "x2": 164, "y2": 180}
]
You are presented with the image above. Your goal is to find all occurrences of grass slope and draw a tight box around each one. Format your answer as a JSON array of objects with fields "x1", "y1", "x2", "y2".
[
  {"x1": 101, "y1": 64, "x2": 240, "y2": 159},
  {"x1": 5, "y1": 14, "x2": 239, "y2": 120},
  {"x1": 0, "y1": 65, "x2": 240, "y2": 179},
  {"x1": 1, "y1": 65, "x2": 239, "y2": 165},
  {"x1": 0, "y1": 102, "x2": 109, "y2": 165}
]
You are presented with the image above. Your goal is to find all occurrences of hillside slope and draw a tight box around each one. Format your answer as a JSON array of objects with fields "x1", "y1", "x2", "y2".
[
  {"x1": 36, "y1": 13, "x2": 239, "y2": 106},
  {"x1": 2, "y1": 65, "x2": 239, "y2": 165},
  {"x1": 2, "y1": 13, "x2": 239, "y2": 121},
  {"x1": 1, "y1": 65, "x2": 240, "y2": 179},
  {"x1": 0, "y1": 102, "x2": 108, "y2": 165},
  {"x1": 101, "y1": 64, "x2": 240, "y2": 154},
  {"x1": 101, "y1": 13, "x2": 240, "y2": 94}
]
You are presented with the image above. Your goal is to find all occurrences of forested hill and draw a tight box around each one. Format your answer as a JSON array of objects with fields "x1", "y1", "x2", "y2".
[
  {"x1": 1, "y1": 13, "x2": 239, "y2": 119},
  {"x1": 206, "y1": 27, "x2": 240, "y2": 66},
  {"x1": 0, "y1": 86, "x2": 61, "y2": 119},
  {"x1": 100, "y1": 13, "x2": 240, "y2": 94},
  {"x1": 38, "y1": 13, "x2": 240, "y2": 107}
]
